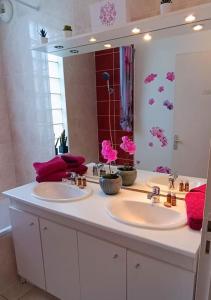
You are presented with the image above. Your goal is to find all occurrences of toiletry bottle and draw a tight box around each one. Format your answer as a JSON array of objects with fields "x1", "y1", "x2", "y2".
[
  {"x1": 82, "y1": 176, "x2": 87, "y2": 187},
  {"x1": 179, "y1": 181, "x2": 184, "y2": 192},
  {"x1": 171, "y1": 193, "x2": 177, "y2": 206},
  {"x1": 185, "y1": 181, "x2": 190, "y2": 192},
  {"x1": 167, "y1": 192, "x2": 172, "y2": 204},
  {"x1": 77, "y1": 177, "x2": 82, "y2": 187}
]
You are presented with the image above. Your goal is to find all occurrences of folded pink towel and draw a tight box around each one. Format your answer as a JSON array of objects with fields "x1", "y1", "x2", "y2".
[
  {"x1": 33, "y1": 156, "x2": 67, "y2": 177},
  {"x1": 36, "y1": 171, "x2": 69, "y2": 183},
  {"x1": 185, "y1": 185, "x2": 206, "y2": 231},
  {"x1": 61, "y1": 154, "x2": 85, "y2": 165},
  {"x1": 66, "y1": 165, "x2": 88, "y2": 176}
]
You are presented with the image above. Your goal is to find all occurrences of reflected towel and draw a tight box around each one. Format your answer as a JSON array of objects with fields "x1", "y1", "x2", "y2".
[
  {"x1": 66, "y1": 165, "x2": 88, "y2": 176},
  {"x1": 33, "y1": 156, "x2": 67, "y2": 177},
  {"x1": 185, "y1": 185, "x2": 206, "y2": 231},
  {"x1": 36, "y1": 171, "x2": 69, "y2": 183}
]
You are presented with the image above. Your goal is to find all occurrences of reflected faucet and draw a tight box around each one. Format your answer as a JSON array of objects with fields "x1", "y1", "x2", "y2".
[{"x1": 169, "y1": 171, "x2": 178, "y2": 190}]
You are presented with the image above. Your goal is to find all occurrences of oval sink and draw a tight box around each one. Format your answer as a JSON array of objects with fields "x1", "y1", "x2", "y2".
[
  {"x1": 32, "y1": 182, "x2": 92, "y2": 202},
  {"x1": 107, "y1": 198, "x2": 187, "y2": 230},
  {"x1": 147, "y1": 175, "x2": 206, "y2": 194}
]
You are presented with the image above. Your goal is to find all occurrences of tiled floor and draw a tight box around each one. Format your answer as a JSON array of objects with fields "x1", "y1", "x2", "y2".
[{"x1": 0, "y1": 280, "x2": 58, "y2": 300}]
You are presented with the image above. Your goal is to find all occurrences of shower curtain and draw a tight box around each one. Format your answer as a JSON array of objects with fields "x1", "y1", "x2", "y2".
[{"x1": 119, "y1": 45, "x2": 134, "y2": 132}]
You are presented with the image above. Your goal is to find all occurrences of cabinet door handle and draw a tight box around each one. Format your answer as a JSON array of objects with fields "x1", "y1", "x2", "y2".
[
  {"x1": 29, "y1": 222, "x2": 34, "y2": 226},
  {"x1": 113, "y1": 254, "x2": 119, "y2": 259},
  {"x1": 135, "y1": 263, "x2": 141, "y2": 269}
]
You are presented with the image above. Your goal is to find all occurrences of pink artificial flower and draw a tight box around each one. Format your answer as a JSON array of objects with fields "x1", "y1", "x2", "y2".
[
  {"x1": 148, "y1": 98, "x2": 155, "y2": 105},
  {"x1": 120, "y1": 136, "x2": 136, "y2": 155},
  {"x1": 101, "y1": 140, "x2": 117, "y2": 163},
  {"x1": 158, "y1": 86, "x2": 164, "y2": 93},
  {"x1": 166, "y1": 72, "x2": 175, "y2": 82},
  {"x1": 144, "y1": 73, "x2": 157, "y2": 84}
]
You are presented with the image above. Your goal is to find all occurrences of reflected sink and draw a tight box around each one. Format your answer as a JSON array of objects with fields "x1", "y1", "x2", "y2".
[
  {"x1": 32, "y1": 182, "x2": 92, "y2": 202},
  {"x1": 107, "y1": 198, "x2": 187, "y2": 230},
  {"x1": 147, "y1": 175, "x2": 206, "y2": 194}
]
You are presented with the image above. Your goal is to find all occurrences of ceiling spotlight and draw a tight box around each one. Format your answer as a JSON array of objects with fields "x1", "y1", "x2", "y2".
[
  {"x1": 143, "y1": 33, "x2": 152, "y2": 41},
  {"x1": 132, "y1": 27, "x2": 141, "y2": 34},
  {"x1": 54, "y1": 45, "x2": 64, "y2": 49},
  {"x1": 193, "y1": 24, "x2": 203, "y2": 31},
  {"x1": 185, "y1": 14, "x2": 196, "y2": 23},
  {"x1": 89, "y1": 37, "x2": 97, "y2": 42},
  {"x1": 104, "y1": 43, "x2": 112, "y2": 48},
  {"x1": 70, "y1": 49, "x2": 79, "y2": 54}
]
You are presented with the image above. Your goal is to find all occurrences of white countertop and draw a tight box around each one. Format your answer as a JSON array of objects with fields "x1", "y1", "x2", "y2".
[{"x1": 3, "y1": 177, "x2": 201, "y2": 268}]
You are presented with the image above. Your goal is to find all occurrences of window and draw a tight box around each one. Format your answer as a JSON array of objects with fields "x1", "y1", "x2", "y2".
[{"x1": 47, "y1": 54, "x2": 68, "y2": 145}]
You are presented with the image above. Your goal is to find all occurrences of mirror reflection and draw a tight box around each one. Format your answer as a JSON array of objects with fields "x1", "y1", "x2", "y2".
[{"x1": 50, "y1": 25, "x2": 211, "y2": 179}]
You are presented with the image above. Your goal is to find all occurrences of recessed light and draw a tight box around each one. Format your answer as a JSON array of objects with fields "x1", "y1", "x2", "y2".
[
  {"x1": 132, "y1": 27, "x2": 141, "y2": 34},
  {"x1": 193, "y1": 24, "x2": 203, "y2": 31},
  {"x1": 143, "y1": 33, "x2": 152, "y2": 41},
  {"x1": 104, "y1": 43, "x2": 112, "y2": 48},
  {"x1": 70, "y1": 49, "x2": 79, "y2": 54},
  {"x1": 54, "y1": 45, "x2": 64, "y2": 49},
  {"x1": 89, "y1": 37, "x2": 97, "y2": 42},
  {"x1": 185, "y1": 14, "x2": 196, "y2": 23}
]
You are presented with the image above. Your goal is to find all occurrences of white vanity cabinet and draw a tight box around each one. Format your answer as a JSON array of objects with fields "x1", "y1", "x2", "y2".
[
  {"x1": 78, "y1": 232, "x2": 127, "y2": 300},
  {"x1": 10, "y1": 208, "x2": 45, "y2": 290},
  {"x1": 40, "y1": 219, "x2": 80, "y2": 300},
  {"x1": 127, "y1": 250, "x2": 195, "y2": 300}
]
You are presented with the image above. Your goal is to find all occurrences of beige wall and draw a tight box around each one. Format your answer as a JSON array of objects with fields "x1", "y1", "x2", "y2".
[{"x1": 63, "y1": 54, "x2": 99, "y2": 163}]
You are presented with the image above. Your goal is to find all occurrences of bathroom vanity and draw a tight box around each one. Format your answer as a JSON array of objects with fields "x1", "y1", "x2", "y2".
[{"x1": 4, "y1": 171, "x2": 202, "y2": 300}]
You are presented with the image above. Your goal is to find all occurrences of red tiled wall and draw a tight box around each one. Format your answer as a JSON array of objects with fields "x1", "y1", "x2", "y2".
[{"x1": 95, "y1": 48, "x2": 134, "y2": 166}]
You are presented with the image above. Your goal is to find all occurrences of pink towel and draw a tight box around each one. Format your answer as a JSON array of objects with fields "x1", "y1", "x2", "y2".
[
  {"x1": 33, "y1": 156, "x2": 67, "y2": 177},
  {"x1": 61, "y1": 154, "x2": 85, "y2": 165},
  {"x1": 185, "y1": 185, "x2": 206, "y2": 231},
  {"x1": 36, "y1": 171, "x2": 69, "y2": 183},
  {"x1": 66, "y1": 165, "x2": 88, "y2": 176}
]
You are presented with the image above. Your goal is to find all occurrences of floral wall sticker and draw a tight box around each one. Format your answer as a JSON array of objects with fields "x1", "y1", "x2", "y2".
[
  {"x1": 148, "y1": 98, "x2": 155, "y2": 105},
  {"x1": 163, "y1": 100, "x2": 174, "y2": 110},
  {"x1": 154, "y1": 166, "x2": 172, "y2": 174},
  {"x1": 148, "y1": 142, "x2": 154, "y2": 147},
  {"x1": 150, "y1": 127, "x2": 168, "y2": 147},
  {"x1": 144, "y1": 73, "x2": 158, "y2": 84},
  {"x1": 99, "y1": 0, "x2": 117, "y2": 26},
  {"x1": 166, "y1": 72, "x2": 175, "y2": 82},
  {"x1": 158, "y1": 86, "x2": 164, "y2": 93}
]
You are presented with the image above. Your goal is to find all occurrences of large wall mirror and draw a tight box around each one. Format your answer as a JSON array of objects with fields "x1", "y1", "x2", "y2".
[{"x1": 50, "y1": 19, "x2": 211, "y2": 179}]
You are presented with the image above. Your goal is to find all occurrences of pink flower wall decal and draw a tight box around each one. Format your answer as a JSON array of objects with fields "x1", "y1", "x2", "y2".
[
  {"x1": 154, "y1": 166, "x2": 172, "y2": 174},
  {"x1": 150, "y1": 127, "x2": 168, "y2": 147},
  {"x1": 120, "y1": 136, "x2": 136, "y2": 155},
  {"x1": 166, "y1": 72, "x2": 175, "y2": 82},
  {"x1": 163, "y1": 100, "x2": 174, "y2": 110},
  {"x1": 101, "y1": 140, "x2": 117, "y2": 163},
  {"x1": 99, "y1": 1, "x2": 117, "y2": 26},
  {"x1": 158, "y1": 86, "x2": 164, "y2": 93},
  {"x1": 148, "y1": 142, "x2": 154, "y2": 147},
  {"x1": 148, "y1": 98, "x2": 155, "y2": 105},
  {"x1": 144, "y1": 73, "x2": 158, "y2": 84}
]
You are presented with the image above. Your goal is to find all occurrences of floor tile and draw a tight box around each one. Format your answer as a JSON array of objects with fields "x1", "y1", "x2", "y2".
[
  {"x1": 20, "y1": 287, "x2": 58, "y2": 300},
  {"x1": 2, "y1": 280, "x2": 32, "y2": 300}
]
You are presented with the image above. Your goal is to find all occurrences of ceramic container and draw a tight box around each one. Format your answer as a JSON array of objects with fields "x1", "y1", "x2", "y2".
[
  {"x1": 99, "y1": 175, "x2": 122, "y2": 195},
  {"x1": 117, "y1": 168, "x2": 137, "y2": 186}
]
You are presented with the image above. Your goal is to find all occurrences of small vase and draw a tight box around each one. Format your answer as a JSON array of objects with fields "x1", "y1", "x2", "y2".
[
  {"x1": 160, "y1": 3, "x2": 172, "y2": 15},
  {"x1": 99, "y1": 175, "x2": 122, "y2": 195},
  {"x1": 117, "y1": 168, "x2": 137, "y2": 187},
  {"x1": 63, "y1": 31, "x2": 72, "y2": 38},
  {"x1": 40, "y1": 37, "x2": 48, "y2": 44}
]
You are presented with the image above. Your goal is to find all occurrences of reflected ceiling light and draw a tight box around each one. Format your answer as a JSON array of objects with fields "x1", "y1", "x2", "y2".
[
  {"x1": 70, "y1": 49, "x2": 79, "y2": 54},
  {"x1": 143, "y1": 33, "x2": 152, "y2": 41},
  {"x1": 54, "y1": 45, "x2": 64, "y2": 49},
  {"x1": 132, "y1": 27, "x2": 141, "y2": 34},
  {"x1": 89, "y1": 37, "x2": 97, "y2": 42},
  {"x1": 193, "y1": 24, "x2": 203, "y2": 31},
  {"x1": 185, "y1": 14, "x2": 196, "y2": 23},
  {"x1": 104, "y1": 43, "x2": 112, "y2": 48}
]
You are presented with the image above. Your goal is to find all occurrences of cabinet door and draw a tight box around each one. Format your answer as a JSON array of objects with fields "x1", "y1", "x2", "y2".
[
  {"x1": 127, "y1": 250, "x2": 195, "y2": 300},
  {"x1": 78, "y1": 232, "x2": 126, "y2": 300},
  {"x1": 10, "y1": 208, "x2": 45, "y2": 289},
  {"x1": 40, "y1": 219, "x2": 80, "y2": 300}
]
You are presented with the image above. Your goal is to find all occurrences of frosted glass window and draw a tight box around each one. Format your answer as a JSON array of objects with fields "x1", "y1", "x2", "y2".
[
  {"x1": 53, "y1": 124, "x2": 64, "y2": 139},
  {"x1": 48, "y1": 62, "x2": 59, "y2": 78},
  {"x1": 50, "y1": 94, "x2": 62, "y2": 109},
  {"x1": 49, "y1": 78, "x2": 61, "y2": 94},
  {"x1": 52, "y1": 109, "x2": 63, "y2": 124}
]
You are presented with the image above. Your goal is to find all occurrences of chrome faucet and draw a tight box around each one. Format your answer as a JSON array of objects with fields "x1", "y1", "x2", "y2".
[
  {"x1": 93, "y1": 163, "x2": 104, "y2": 177},
  {"x1": 169, "y1": 171, "x2": 178, "y2": 190},
  {"x1": 147, "y1": 186, "x2": 160, "y2": 203}
]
